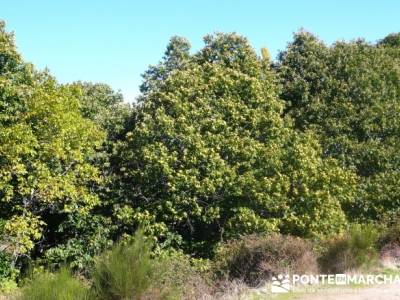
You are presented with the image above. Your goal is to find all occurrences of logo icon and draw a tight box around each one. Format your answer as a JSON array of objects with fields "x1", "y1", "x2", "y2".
[{"x1": 271, "y1": 274, "x2": 292, "y2": 293}]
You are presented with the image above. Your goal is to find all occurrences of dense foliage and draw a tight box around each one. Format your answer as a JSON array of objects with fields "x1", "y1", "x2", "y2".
[
  {"x1": 0, "y1": 20, "x2": 399, "y2": 294},
  {"x1": 277, "y1": 31, "x2": 400, "y2": 221},
  {"x1": 115, "y1": 33, "x2": 355, "y2": 254},
  {"x1": 0, "y1": 21, "x2": 104, "y2": 274}
]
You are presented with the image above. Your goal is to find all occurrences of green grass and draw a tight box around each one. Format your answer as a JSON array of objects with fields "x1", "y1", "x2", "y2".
[
  {"x1": 374, "y1": 268, "x2": 400, "y2": 277},
  {"x1": 20, "y1": 268, "x2": 90, "y2": 300},
  {"x1": 272, "y1": 293, "x2": 304, "y2": 300}
]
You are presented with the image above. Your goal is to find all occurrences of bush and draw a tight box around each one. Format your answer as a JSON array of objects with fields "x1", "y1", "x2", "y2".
[
  {"x1": 155, "y1": 250, "x2": 212, "y2": 300},
  {"x1": 375, "y1": 218, "x2": 400, "y2": 269},
  {"x1": 20, "y1": 268, "x2": 90, "y2": 300},
  {"x1": 380, "y1": 243, "x2": 400, "y2": 269},
  {"x1": 92, "y1": 230, "x2": 157, "y2": 299},
  {"x1": 43, "y1": 214, "x2": 113, "y2": 275},
  {"x1": 20, "y1": 230, "x2": 210, "y2": 300},
  {"x1": 0, "y1": 252, "x2": 18, "y2": 294},
  {"x1": 378, "y1": 216, "x2": 400, "y2": 247},
  {"x1": 318, "y1": 224, "x2": 380, "y2": 273},
  {"x1": 91, "y1": 229, "x2": 181, "y2": 300},
  {"x1": 213, "y1": 234, "x2": 318, "y2": 286}
]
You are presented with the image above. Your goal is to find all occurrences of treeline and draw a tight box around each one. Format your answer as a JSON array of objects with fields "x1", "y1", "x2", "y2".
[{"x1": 1, "y1": 20, "x2": 400, "y2": 286}]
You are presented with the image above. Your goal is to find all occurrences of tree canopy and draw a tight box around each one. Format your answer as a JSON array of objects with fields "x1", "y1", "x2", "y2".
[
  {"x1": 115, "y1": 33, "x2": 355, "y2": 253},
  {"x1": 277, "y1": 30, "x2": 400, "y2": 221},
  {"x1": 0, "y1": 21, "x2": 104, "y2": 265}
]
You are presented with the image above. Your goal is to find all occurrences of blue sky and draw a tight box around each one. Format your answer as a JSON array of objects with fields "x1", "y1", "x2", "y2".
[{"x1": 2, "y1": 1, "x2": 399, "y2": 101}]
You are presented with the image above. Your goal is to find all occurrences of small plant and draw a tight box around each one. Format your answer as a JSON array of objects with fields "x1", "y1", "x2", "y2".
[
  {"x1": 318, "y1": 223, "x2": 380, "y2": 273},
  {"x1": 92, "y1": 229, "x2": 155, "y2": 299},
  {"x1": 213, "y1": 234, "x2": 318, "y2": 286},
  {"x1": 91, "y1": 229, "x2": 181, "y2": 300},
  {"x1": 20, "y1": 268, "x2": 90, "y2": 300}
]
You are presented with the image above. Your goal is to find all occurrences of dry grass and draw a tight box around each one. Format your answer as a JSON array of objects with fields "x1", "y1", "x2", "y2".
[{"x1": 214, "y1": 234, "x2": 318, "y2": 287}]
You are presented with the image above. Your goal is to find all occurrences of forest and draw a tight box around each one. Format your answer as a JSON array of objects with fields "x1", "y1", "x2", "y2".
[{"x1": 1, "y1": 20, "x2": 400, "y2": 298}]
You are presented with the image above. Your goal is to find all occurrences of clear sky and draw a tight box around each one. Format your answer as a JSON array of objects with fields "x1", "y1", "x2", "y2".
[{"x1": 2, "y1": 1, "x2": 399, "y2": 102}]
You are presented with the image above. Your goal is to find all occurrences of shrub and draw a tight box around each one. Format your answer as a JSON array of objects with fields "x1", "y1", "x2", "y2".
[
  {"x1": 376, "y1": 218, "x2": 400, "y2": 269},
  {"x1": 213, "y1": 234, "x2": 318, "y2": 286},
  {"x1": 20, "y1": 268, "x2": 90, "y2": 300},
  {"x1": 91, "y1": 229, "x2": 181, "y2": 300},
  {"x1": 92, "y1": 230, "x2": 156, "y2": 299},
  {"x1": 380, "y1": 243, "x2": 400, "y2": 269},
  {"x1": 155, "y1": 250, "x2": 212, "y2": 300},
  {"x1": 378, "y1": 216, "x2": 400, "y2": 247},
  {"x1": 43, "y1": 214, "x2": 113, "y2": 275},
  {"x1": 318, "y1": 224, "x2": 380, "y2": 273},
  {"x1": 0, "y1": 252, "x2": 18, "y2": 294},
  {"x1": 20, "y1": 230, "x2": 210, "y2": 300}
]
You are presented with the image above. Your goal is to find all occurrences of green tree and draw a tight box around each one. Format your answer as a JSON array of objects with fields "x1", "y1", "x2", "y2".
[
  {"x1": 41, "y1": 81, "x2": 131, "y2": 272},
  {"x1": 378, "y1": 33, "x2": 400, "y2": 47},
  {"x1": 0, "y1": 21, "x2": 104, "y2": 265},
  {"x1": 139, "y1": 36, "x2": 191, "y2": 96},
  {"x1": 68, "y1": 82, "x2": 131, "y2": 141},
  {"x1": 277, "y1": 31, "x2": 400, "y2": 221},
  {"x1": 116, "y1": 33, "x2": 355, "y2": 254}
]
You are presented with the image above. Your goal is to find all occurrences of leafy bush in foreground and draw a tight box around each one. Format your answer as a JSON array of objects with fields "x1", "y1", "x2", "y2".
[{"x1": 19, "y1": 230, "x2": 209, "y2": 300}]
